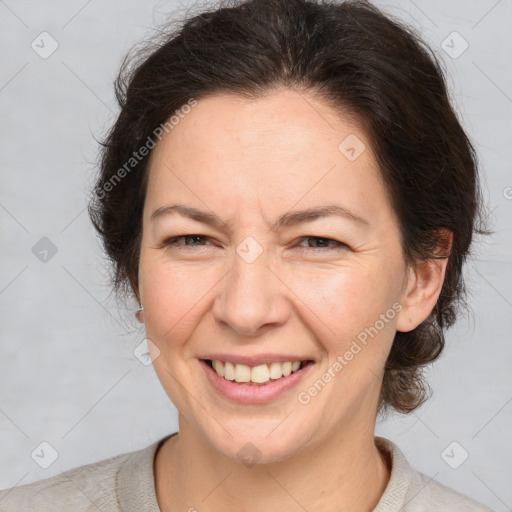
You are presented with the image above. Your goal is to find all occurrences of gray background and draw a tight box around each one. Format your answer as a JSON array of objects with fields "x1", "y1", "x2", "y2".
[{"x1": 0, "y1": 0, "x2": 510, "y2": 509}]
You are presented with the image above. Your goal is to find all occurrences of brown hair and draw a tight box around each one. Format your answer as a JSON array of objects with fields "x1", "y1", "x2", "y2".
[{"x1": 88, "y1": 0, "x2": 489, "y2": 414}]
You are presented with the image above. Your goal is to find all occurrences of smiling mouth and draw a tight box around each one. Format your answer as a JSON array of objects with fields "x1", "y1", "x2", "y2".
[{"x1": 202, "y1": 359, "x2": 314, "y2": 385}]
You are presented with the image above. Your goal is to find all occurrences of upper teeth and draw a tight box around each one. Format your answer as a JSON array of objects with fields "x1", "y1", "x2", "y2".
[{"x1": 212, "y1": 360, "x2": 302, "y2": 384}]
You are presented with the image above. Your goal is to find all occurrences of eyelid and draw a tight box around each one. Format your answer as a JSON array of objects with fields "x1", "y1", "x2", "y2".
[
  {"x1": 162, "y1": 234, "x2": 213, "y2": 247},
  {"x1": 294, "y1": 236, "x2": 348, "y2": 251}
]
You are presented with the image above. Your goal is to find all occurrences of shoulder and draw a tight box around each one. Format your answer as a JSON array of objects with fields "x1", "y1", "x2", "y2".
[
  {"x1": 405, "y1": 469, "x2": 495, "y2": 511},
  {"x1": 0, "y1": 443, "x2": 153, "y2": 512},
  {"x1": 374, "y1": 437, "x2": 494, "y2": 512}
]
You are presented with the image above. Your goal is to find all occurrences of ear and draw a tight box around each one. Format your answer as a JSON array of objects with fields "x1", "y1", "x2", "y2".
[
  {"x1": 133, "y1": 284, "x2": 144, "y2": 323},
  {"x1": 135, "y1": 295, "x2": 145, "y2": 324},
  {"x1": 135, "y1": 308, "x2": 145, "y2": 323},
  {"x1": 395, "y1": 228, "x2": 453, "y2": 332}
]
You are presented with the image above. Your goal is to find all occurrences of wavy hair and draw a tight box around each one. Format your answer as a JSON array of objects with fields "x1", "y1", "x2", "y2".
[{"x1": 88, "y1": 0, "x2": 489, "y2": 413}]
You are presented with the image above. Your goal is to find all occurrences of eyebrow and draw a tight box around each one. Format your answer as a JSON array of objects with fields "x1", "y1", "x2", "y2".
[{"x1": 150, "y1": 203, "x2": 369, "y2": 231}]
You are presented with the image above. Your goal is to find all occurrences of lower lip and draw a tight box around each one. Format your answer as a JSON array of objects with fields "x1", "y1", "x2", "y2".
[{"x1": 200, "y1": 359, "x2": 314, "y2": 404}]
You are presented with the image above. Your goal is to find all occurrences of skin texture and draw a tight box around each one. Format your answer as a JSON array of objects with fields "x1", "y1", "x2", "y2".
[{"x1": 137, "y1": 87, "x2": 451, "y2": 511}]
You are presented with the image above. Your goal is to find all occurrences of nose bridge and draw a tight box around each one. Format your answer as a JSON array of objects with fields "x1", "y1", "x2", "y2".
[{"x1": 213, "y1": 236, "x2": 289, "y2": 335}]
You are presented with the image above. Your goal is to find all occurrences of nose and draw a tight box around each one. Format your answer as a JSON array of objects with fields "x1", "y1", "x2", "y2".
[{"x1": 212, "y1": 247, "x2": 290, "y2": 337}]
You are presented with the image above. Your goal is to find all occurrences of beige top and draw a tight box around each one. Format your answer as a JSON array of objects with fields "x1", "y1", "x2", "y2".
[{"x1": 0, "y1": 434, "x2": 493, "y2": 511}]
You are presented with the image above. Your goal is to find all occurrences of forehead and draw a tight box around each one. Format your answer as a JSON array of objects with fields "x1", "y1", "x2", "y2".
[
  {"x1": 156, "y1": 88, "x2": 368, "y2": 158},
  {"x1": 145, "y1": 88, "x2": 389, "y2": 224}
]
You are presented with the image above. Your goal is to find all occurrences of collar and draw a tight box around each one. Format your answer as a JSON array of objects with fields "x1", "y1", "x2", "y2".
[
  {"x1": 116, "y1": 432, "x2": 176, "y2": 511},
  {"x1": 115, "y1": 434, "x2": 412, "y2": 511}
]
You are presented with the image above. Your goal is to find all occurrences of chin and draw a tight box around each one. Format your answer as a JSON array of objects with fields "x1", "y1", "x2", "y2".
[{"x1": 200, "y1": 419, "x2": 311, "y2": 465}]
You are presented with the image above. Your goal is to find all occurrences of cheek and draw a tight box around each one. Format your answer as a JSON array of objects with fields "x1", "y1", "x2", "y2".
[
  {"x1": 289, "y1": 263, "x2": 398, "y2": 342},
  {"x1": 139, "y1": 257, "x2": 213, "y2": 346},
  {"x1": 139, "y1": 251, "x2": 403, "y2": 357}
]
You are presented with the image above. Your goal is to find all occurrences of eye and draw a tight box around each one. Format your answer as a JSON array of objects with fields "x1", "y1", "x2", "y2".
[
  {"x1": 295, "y1": 236, "x2": 348, "y2": 252},
  {"x1": 163, "y1": 234, "x2": 212, "y2": 249},
  {"x1": 161, "y1": 234, "x2": 347, "y2": 252}
]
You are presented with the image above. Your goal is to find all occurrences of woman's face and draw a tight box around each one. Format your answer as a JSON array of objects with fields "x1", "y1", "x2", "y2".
[{"x1": 138, "y1": 87, "x2": 413, "y2": 462}]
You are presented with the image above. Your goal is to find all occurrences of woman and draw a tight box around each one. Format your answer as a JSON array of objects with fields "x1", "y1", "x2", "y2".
[{"x1": 0, "y1": 0, "x2": 493, "y2": 510}]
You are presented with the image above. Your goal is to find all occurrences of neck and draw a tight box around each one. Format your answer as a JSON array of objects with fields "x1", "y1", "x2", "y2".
[{"x1": 155, "y1": 417, "x2": 390, "y2": 512}]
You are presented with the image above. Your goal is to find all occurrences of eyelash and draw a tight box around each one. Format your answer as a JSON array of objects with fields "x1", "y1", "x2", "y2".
[{"x1": 163, "y1": 235, "x2": 347, "y2": 252}]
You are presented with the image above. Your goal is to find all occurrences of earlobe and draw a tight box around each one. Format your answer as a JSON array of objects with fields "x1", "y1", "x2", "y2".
[
  {"x1": 135, "y1": 303, "x2": 145, "y2": 323},
  {"x1": 395, "y1": 266, "x2": 421, "y2": 332},
  {"x1": 395, "y1": 229, "x2": 453, "y2": 333}
]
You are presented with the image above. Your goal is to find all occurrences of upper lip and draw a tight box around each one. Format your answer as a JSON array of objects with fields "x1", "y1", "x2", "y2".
[{"x1": 200, "y1": 353, "x2": 314, "y2": 366}]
